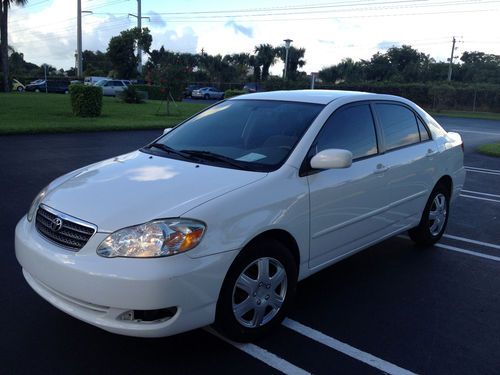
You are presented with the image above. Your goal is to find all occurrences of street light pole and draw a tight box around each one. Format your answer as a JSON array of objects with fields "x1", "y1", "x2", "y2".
[
  {"x1": 283, "y1": 39, "x2": 293, "y2": 80},
  {"x1": 77, "y1": 0, "x2": 82, "y2": 78}
]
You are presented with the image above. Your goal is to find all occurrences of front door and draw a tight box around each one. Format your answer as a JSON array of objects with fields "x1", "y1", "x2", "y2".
[{"x1": 307, "y1": 103, "x2": 394, "y2": 268}]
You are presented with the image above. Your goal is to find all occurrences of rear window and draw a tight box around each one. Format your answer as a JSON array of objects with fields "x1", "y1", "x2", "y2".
[{"x1": 375, "y1": 104, "x2": 420, "y2": 151}]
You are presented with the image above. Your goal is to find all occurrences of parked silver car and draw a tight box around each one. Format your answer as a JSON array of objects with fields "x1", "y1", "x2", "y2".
[
  {"x1": 95, "y1": 79, "x2": 131, "y2": 96},
  {"x1": 191, "y1": 87, "x2": 225, "y2": 100}
]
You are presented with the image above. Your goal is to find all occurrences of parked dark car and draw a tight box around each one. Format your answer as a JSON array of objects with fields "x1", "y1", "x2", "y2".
[
  {"x1": 183, "y1": 84, "x2": 202, "y2": 98},
  {"x1": 25, "y1": 80, "x2": 70, "y2": 94}
]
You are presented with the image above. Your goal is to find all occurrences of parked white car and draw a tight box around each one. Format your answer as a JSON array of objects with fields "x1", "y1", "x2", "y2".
[
  {"x1": 191, "y1": 86, "x2": 225, "y2": 100},
  {"x1": 15, "y1": 90, "x2": 465, "y2": 342},
  {"x1": 95, "y1": 79, "x2": 131, "y2": 96}
]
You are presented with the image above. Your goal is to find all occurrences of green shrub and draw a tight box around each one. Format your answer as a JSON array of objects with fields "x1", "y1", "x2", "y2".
[
  {"x1": 134, "y1": 84, "x2": 166, "y2": 100},
  {"x1": 224, "y1": 89, "x2": 246, "y2": 99},
  {"x1": 118, "y1": 85, "x2": 146, "y2": 104},
  {"x1": 69, "y1": 84, "x2": 103, "y2": 117}
]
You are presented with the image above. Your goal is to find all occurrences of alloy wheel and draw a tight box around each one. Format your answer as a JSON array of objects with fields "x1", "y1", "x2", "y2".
[{"x1": 232, "y1": 257, "x2": 287, "y2": 328}]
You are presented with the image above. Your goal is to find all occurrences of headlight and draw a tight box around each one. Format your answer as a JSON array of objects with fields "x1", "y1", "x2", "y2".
[
  {"x1": 97, "y1": 219, "x2": 206, "y2": 258},
  {"x1": 27, "y1": 187, "x2": 48, "y2": 222}
]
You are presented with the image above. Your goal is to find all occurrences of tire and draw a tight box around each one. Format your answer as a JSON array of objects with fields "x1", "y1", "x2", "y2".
[
  {"x1": 214, "y1": 238, "x2": 297, "y2": 342},
  {"x1": 204, "y1": 94, "x2": 209, "y2": 100},
  {"x1": 35, "y1": 89, "x2": 40, "y2": 93},
  {"x1": 409, "y1": 184, "x2": 450, "y2": 246},
  {"x1": 17, "y1": 86, "x2": 24, "y2": 92}
]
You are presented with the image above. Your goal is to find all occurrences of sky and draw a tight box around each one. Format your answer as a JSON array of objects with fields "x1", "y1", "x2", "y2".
[{"x1": 7, "y1": 0, "x2": 500, "y2": 75}]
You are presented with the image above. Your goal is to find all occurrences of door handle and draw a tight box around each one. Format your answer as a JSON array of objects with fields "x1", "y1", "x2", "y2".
[
  {"x1": 426, "y1": 149, "x2": 438, "y2": 157},
  {"x1": 374, "y1": 163, "x2": 389, "y2": 174}
]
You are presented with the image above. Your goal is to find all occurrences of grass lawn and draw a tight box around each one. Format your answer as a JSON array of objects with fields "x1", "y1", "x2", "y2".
[
  {"x1": 477, "y1": 143, "x2": 500, "y2": 157},
  {"x1": 0, "y1": 92, "x2": 209, "y2": 134},
  {"x1": 429, "y1": 110, "x2": 500, "y2": 121}
]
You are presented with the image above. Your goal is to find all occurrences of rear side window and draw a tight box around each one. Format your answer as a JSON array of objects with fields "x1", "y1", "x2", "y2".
[
  {"x1": 375, "y1": 104, "x2": 420, "y2": 151},
  {"x1": 417, "y1": 117, "x2": 430, "y2": 141},
  {"x1": 315, "y1": 104, "x2": 378, "y2": 160}
]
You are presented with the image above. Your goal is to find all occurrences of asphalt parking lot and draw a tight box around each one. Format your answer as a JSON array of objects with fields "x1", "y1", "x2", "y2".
[{"x1": 1, "y1": 116, "x2": 499, "y2": 374}]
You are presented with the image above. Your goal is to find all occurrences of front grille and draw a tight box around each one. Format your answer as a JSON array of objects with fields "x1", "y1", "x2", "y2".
[{"x1": 35, "y1": 205, "x2": 96, "y2": 250}]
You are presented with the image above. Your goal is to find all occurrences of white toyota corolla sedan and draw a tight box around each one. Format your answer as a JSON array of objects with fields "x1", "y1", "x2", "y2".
[{"x1": 15, "y1": 90, "x2": 465, "y2": 342}]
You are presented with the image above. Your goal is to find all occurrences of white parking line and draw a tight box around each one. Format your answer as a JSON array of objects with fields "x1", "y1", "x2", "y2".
[
  {"x1": 282, "y1": 319, "x2": 417, "y2": 375},
  {"x1": 443, "y1": 234, "x2": 500, "y2": 250},
  {"x1": 435, "y1": 243, "x2": 500, "y2": 262},
  {"x1": 461, "y1": 189, "x2": 500, "y2": 198},
  {"x1": 465, "y1": 166, "x2": 500, "y2": 174},
  {"x1": 465, "y1": 168, "x2": 500, "y2": 177},
  {"x1": 206, "y1": 328, "x2": 311, "y2": 375},
  {"x1": 460, "y1": 194, "x2": 500, "y2": 203}
]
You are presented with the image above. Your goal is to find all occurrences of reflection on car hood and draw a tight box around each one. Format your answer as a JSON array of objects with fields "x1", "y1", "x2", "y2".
[{"x1": 43, "y1": 151, "x2": 266, "y2": 232}]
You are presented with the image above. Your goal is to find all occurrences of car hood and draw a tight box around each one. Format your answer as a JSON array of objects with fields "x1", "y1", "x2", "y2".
[{"x1": 43, "y1": 151, "x2": 266, "y2": 232}]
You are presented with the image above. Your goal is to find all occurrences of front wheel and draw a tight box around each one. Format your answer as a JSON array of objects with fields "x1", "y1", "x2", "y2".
[
  {"x1": 214, "y1": 238, "x2": 297, "y2": 342},
  {"x1": 204, "y1": 94, "x2": 209, "y2": 100},
  {"x1": 409, "y1": 184, "x2": 449, "y2": 246},
  {"x1": 17, "y1": 86, "x2": 24, "y2": 92}
]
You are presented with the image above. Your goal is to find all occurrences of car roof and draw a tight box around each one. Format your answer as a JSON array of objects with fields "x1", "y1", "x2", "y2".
[{"x1": 230, "y1": 89, "x2": 377, "y2": 105}]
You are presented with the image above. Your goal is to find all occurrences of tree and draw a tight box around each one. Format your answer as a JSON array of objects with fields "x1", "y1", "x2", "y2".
[
  {"x1": 107, "y1": 27, "x2": 152, "y2": 79},
  {"x1": 254, "y1": 44, "x2": 276, "y2": 80},
  {"x1": 82, "y1": 50, "x2": 112, "y2": 77},
  {"x1": 275, "y1": 46, "x2": 306, "y2": 80},
  {"x1": 1, "y1": 0, "x2": 28, "y2": 92},
  {"x1": 457, "y1": 51, "x2": 500, "y2": 83}
]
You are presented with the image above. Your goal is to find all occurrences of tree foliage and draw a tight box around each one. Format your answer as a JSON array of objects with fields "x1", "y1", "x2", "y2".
[
  {"x1": 1, "y1": 0, "x2": 28, "y2": 91},
  {"x1": 107, "y1": 27, "x2": 152, "y2": 79}
]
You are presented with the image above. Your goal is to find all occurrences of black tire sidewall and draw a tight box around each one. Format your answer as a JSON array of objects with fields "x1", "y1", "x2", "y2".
[
  {"x1": 214, "y1": 238, "x2": 297, "y2": 342},
  {"x1": 409, "y1": 184, "x2": 450, "y2": 246}
]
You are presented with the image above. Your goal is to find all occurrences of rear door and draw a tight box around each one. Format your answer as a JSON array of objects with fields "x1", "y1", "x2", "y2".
[
  {"x1": 307, "y1": 103, "x2": 396, "y2": 268},
  {"x1": 372, "y1": 102, "x2": 436, "y2": 229}
]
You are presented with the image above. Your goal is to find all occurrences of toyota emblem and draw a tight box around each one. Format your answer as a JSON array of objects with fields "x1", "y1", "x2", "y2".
[{"x1": 50, "y1": 217, "x2": 64, "y2": 232}]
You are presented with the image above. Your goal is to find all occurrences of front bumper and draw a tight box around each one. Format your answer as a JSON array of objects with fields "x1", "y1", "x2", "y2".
[{"x1": 15, "y1": 216, "x2": 238, "y2": 337}]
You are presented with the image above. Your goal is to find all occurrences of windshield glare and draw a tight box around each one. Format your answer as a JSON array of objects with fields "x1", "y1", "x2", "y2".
[{"x1": 153, "y1": 99, "x2": 324, "y2": 172}]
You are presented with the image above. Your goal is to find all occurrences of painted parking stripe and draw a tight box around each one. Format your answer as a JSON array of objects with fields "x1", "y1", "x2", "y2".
[
  {"x1": 465, "y1": 166, "x2": 500, "y2": 174},
  {"x1": 435, "y1": 243, "x2": 500, "y2": 262},
  {"x1": 443, "y1": 234, "x2": 500, "y2": 250},
  {"x1": 465, "y1": 168, "x2": 500, "y2": 177},
  {"x1": 461, "y1": 189, "x2": 500, "y2": 199},
  {"x1": 206, "y1": 328, "x2": 311, "y2": 375},
  {"x1": 460, "y1": 194, "x2": 500, "y2": 203},
  {"x1": 282, "y1": 319, "x2": 416, "y2": 375},
  {"x1": 399, "y1": 235, "x2": 500, "y2": 262}
]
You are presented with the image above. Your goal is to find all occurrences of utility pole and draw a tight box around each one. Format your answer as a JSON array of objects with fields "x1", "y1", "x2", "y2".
[
  {"x1": 129, "y1": 0, "x2": 149, "y2": 75},
  {"x1": 76, "y1": 1, "x2": 92, "y2": 79},
  {"x1": 137, "y1": 0, "x2": 142, "y2": 74},
  {"x1": 283, "y1": 39, "x2": 293, "y2": 80},
  {"x1": 447, "y1": 36, "x2": 456, "y2": 81},
  {"x1": 77, "y1": 0, "x2": 82, "y2": 78}
]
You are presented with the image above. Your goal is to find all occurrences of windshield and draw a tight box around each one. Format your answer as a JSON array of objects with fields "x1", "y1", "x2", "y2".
[
  {"x1": 95, "y1": 80, "x2": 108, "y2": 86},
  {"x1": 144, "y1": 99, "x2": 324, "y2": 172}
]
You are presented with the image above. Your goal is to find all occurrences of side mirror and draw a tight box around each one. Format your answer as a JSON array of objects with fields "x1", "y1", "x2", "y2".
[
  {"x1": 310, "y1": 149, "x2": 353, "y2": 169},
  {"x1": 163, "y1": 128, "x2": 173, "y2": 135}
]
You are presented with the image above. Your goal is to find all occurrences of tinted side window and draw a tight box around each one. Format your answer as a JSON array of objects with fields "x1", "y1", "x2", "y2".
[
  {"x1": 375, "y1": 104, "x2": 420, "y2": 150},
  {"x1": 417, "y1": 117, "x2": 430, "y2": 141},
  {"x1": 315, "y1": 104, "x2": 378, "y2": 160}
]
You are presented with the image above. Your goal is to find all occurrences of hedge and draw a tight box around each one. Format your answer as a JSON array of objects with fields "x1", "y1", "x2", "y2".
[
  {"x1": 224, "y1": 89, "x2": 246, "y2": 99},
  {"x1": 69, "y1": 84, "x2": 103, "y2": 117}
]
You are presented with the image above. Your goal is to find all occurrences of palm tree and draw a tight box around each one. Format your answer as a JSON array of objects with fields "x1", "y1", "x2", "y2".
[
  {"x1": 276, "y1": 46, "x2": 306, "y2": 80},
  {"x1": 1, "y1": 0, "x2": 28, "y2": 92},
  {"x1": 254, "y1": 44, "x2": 276, "y2": 80}
]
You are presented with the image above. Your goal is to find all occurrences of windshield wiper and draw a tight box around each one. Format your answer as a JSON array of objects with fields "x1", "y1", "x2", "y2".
[
  {"x1": 147, "y1": 143, "x2": 191, "y2": 159},
  {"x1": 180, "y1": 150, "x2": 254, "y2": 170}
]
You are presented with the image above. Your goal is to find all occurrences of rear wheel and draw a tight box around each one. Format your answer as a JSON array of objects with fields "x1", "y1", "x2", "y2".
[
  {"x1": 17, "y1": 86, "x2": 24, "y2": 92},
  {"x1": 214, "y1": 238, "x2": 297, "y2": 342},
  {"x1": 204, "y1": 93, "x2": 209, "y2": 100},
  {"x1": 409, "y1": 184, "x2": 449, "y2": 246}
]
